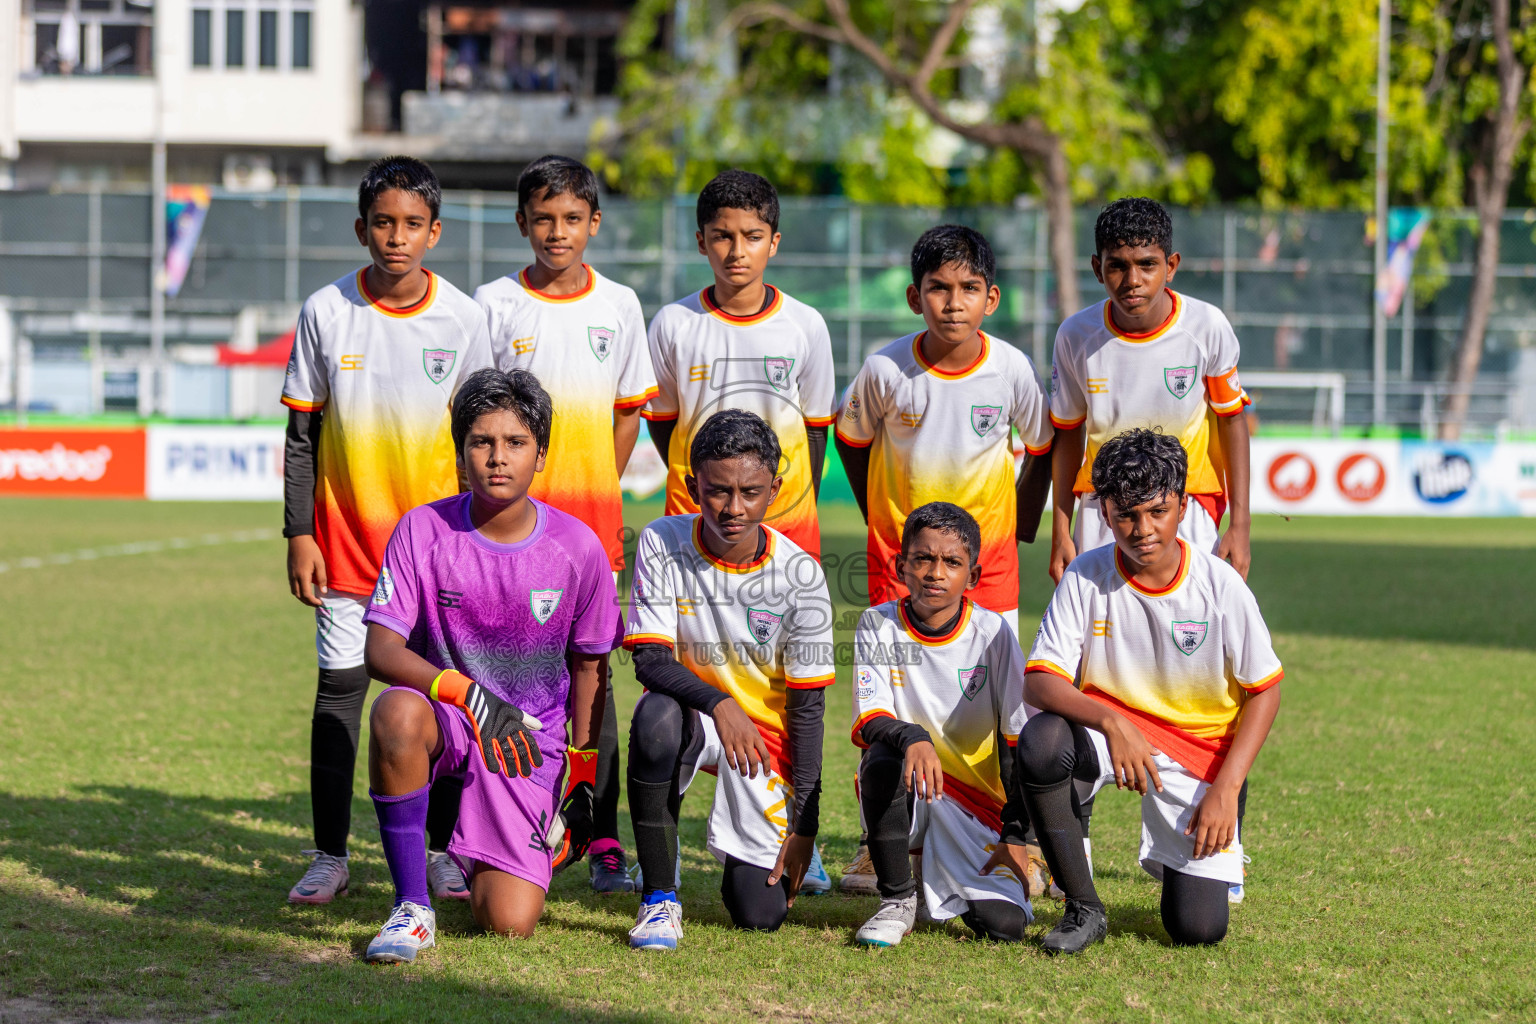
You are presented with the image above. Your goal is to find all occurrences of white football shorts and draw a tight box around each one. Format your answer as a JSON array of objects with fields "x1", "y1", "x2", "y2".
[
  {"x1": 677, "y1": 708, "x2": 797, "y2": 873},
  {"x1": 908, "y1": 796, "x2": 1034, "y2": 924},
  {"x1": 315, "y1": 590, "x2": 368, "y2": 670}
]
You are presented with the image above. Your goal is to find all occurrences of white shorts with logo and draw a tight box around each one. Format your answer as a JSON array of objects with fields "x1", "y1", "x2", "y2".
[
  {"x1": 908, "y1": 797, "x2": 1033, "y2": 924},
  {"x1": 1079, "y1": 728, "x2": 1245, "y2": 885},
  {"x1": 676, "y1": 709, "x2": 795, "y2": 872},
  {"x1": 1073, "y1": 493, "x2": 1220, "y2": 555},
  {"x1": 315, "y1": 591, "x2": 369, "y2": 669}
]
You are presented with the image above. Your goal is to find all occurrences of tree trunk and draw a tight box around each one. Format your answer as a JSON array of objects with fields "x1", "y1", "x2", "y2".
[
  {"x1": 1040, "y1": 140, "x2": 1081, "y2": 325},
  {"x1": 1441, "y1": 0, "x2": 1528, "y2": 440}
]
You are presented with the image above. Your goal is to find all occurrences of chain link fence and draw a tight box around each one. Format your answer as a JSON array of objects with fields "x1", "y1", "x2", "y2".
[{"x1": 3, "y1": 188, "x2": 1533, "y2": 431}]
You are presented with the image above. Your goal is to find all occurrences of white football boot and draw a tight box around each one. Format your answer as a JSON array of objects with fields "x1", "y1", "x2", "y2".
[
  {"x1": 365, "y1": 901, "x2": 437, "y2": 964},
  {"x1": 855, "y1": 893, "x2": 919, "y2": 948}
]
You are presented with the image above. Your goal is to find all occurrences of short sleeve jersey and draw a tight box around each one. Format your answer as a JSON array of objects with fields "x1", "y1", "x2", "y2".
[
  {"x1": 1049, "y1": 289, "x2": 1248, "y2": 496},
  {"x1": 1026, "y1": 540, "x2": 1283, "y2": 782},
  {"x1": 851, "y1": 599, "x2": 1027, "y2": 831},
  {"x1": 363, "y1": 494, "x2": 623, "y2": 792},
  {"x1": 622, "y1": 515, "x2": 836, "y2": 770},
  {"x1": 282, "y1": 267, "x2": 495, "y2": 596},
  {"x1": 642, "y1": 287, "x2": 836, "y2": 556},
  {"x1": 475, "y1": 265, "x2": 658, "y2": 571},
  {"x1": 836, "y1": 331, "x2": 1052, "y2": 612}
]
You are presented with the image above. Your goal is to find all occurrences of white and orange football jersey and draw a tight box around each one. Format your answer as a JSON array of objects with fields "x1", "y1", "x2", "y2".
[
  {"x1": 476, "y1": 264, "x2": 658, "y2": 570},
  {"x1": 643, "y1": 287, "x2": 836, "y2": 556},
  {"x1": 1049, "y1": 288, "x2": 1248, "y2": 501},
  {"x1": 622, "y1": 514, "x2": 836, "y2": 769},
  {"x1": 282, "y1": 267, "x2": 494, "y2": 597},
  {"x1": 836, "y1": 331, "x2": 1052, "y2": 614},
  {"x1": 851, "y1": 599, "x2": 1027, "y2": 832},
  {"x1": 1026, "y1": 539, "x2": 1283, "y2": 783}
]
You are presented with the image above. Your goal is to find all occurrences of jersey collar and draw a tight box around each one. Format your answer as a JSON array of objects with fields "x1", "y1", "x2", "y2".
[
  {"x1": 913, "y1": 331, "x2": 989, "y2": 380},
  {"x1": 357, "y1": 267, "x2": 437, "y2": 319},
  {"x1": 897, "y1": 597, "x2": 972, "y2": 647},
  {"x1": 518, "y1": 264, "x2": 596, "y2": 303},
  {"x1": 1103, "y1": 288, "x2": 1181, "y2": 343},
  {"x1": 700, "y1": 285, "x2": 782, "y2": 326},
  {"x1": 691, "y1": 517, "x2": 774, "y2": 574},
  {"x1": 1115, "y1": 537, "x2": 1191, "y2": 596}
]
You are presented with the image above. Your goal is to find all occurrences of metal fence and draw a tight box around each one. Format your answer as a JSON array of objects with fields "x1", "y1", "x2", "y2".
[{"x1": 3, "y1": 187, "x2": 1534, "y2": 431}]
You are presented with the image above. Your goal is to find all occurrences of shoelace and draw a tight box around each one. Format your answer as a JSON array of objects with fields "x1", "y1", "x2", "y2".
[
  {"x1": 638, "y1": 901, "x2": 676, "y2": 927},
  {"x1": 593, "y1": 849, "x2": 626, "y2": 874},
  {"x1": 295, "y1": 851, "x2": 344, "y2": 888},
  {"x1": 872, "y1": 898, "x2": 914, "y2": 923},
  {"x1": 381, "y1": 908, "x2": 417, "y2": 934}
]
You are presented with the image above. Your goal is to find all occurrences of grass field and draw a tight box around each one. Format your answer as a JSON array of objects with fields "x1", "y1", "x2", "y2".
[{"x1": 1, "y1": 498, "x2": 1533, "y2": 1023}]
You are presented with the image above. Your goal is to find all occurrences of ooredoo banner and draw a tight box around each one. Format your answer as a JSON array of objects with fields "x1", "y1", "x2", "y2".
[
  {"x1": 0, "y1": 428, "x2": 147, "y2": 498},
  {"x1": 145, "y1": 424, "x2": 285, "y2": 500},
  {"x1": 1252, "y1": 438, "x2": 1536, "y2": 516}
]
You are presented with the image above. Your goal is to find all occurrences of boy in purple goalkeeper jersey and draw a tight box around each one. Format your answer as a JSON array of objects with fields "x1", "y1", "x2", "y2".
[{"x1": 359, "y1": 367, "x2": 622, "y2": 963}]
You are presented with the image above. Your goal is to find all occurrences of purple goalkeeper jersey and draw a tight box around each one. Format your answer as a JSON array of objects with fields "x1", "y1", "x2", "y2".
[{"x1": 364, "y1": 493, "x2": 623, "y2": 791}]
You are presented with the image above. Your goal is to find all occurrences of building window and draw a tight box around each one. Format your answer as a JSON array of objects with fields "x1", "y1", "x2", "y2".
[
  {"x1": 191, "y1": 9, "x2": 212, "y2": 67},
  {"x1": 291, "y1": 10, "x2": 310, "y2": 69},
  {"x1": 224, "y1": 9, "x2": 244, "y2": 67},
  {"x1": 23, "y1": 0, "x2": 154, "y2": 76},
  {"x1": 258, "y1": 9, "x2": 278, "y2": 67}
]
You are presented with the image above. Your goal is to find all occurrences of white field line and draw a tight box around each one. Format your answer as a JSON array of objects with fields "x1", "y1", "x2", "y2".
[{"x1": 0, "y1": 528, "x2": 280, "y2": 574}]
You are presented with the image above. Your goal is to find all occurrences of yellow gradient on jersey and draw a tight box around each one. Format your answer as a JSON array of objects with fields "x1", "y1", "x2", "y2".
[
  {"x1": 1075, "y1": 404, "x2": 1228, "y2": 496},
  {"x1": 663, "y1": 425, "x2": 820, "y2": 557},
  {"x1": 528, "y1": 390, "x2": 626, "y2": 570},
  {"x1": 1080, "y1": 664, "x2": 1250, "y2": 742},
  {"x1": 315, "y1": 411, "x2": 458, "y2": 596}
]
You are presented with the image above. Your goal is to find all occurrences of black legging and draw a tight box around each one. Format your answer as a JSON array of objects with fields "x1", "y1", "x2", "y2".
[
  {"x1": 311, "y1": 666, "x2": 370, "y2": 857},
  {"x1": 628, "y1": 692, "x2": 790, "y2": 931},
  {"x1": 1017, "y1": 712, "x2": 1230, "y2": 946},
  {"x1": 859, "y1": 741, "x2": 1026, "y2": 942}
]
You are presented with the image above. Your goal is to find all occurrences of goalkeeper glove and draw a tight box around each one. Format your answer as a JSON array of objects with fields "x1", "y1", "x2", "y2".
[
  {"x1": 430, "y1": 670, "x2": 544, "y2": 779},
  {"x1": 550, "y1": 746, "x2": 598, "y2": 873}
]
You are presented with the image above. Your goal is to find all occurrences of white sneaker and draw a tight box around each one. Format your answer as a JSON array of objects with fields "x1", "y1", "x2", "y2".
[
  {"x1": 427, "y1": 850, "x2": 470, "y2": 902},
  {"x1": 287, "y1": 850, "x2": 349, "y2": 905},
  {"x1": 799, "y1": 844, "x2": 832, "y2": 895},
  {"x1": 855, "y1": 893, "x2": 918, "y2": 947},
  {"x1": 1229, "y1": 854, "x2": 1252, "y2": 904},
  {"x1": 628, "y1": 897, "x2": 683, "y2": 951},
  {"x1": 365, "y1": 901, "x2": 436, "y2": 964}
]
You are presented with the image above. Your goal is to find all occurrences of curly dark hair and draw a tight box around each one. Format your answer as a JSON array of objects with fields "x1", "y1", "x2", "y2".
[
  {"x1": 1094, "y1": 197, "x2": 1173, "y2": 257},
  {"x1": 689, "y1": 409, "x2": 782, "y2": 477},
  {"x1": 1091, "y1": 428, "x2": 1187, "y2": 510}
]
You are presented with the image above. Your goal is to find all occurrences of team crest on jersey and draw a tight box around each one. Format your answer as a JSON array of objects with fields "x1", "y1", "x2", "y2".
[
  {"x1": 747, "y1": 607, "x2": 783, "y2": 645},
  {"x1": 1164, "y1": 365, "x2": 1198, "y2": 399},
  {"x1": 371, "y1": 567, "x2": 395, "y2": 606},
  {"x1": 423, "y1": 349, "x2": 457, "y2": 384},
  {"x1": 1171, "y1": 620, "x2": 1208, "y2": 655},
  {"x1": 970, "y1": 404, "x2": 1003, "y2": 437},
  {"x1": 588, "y1": 326, "x2": 615, "y2": 362},
  {"x1": 530, "y1": 589, "x2": 563, "y2": 625},
  {"x1": 855, "y1": 666, "x2": 877, "y2": 701},
  {"x1": 959, "y1": 664, "x2": 988, "y2": 701},
  {"x1": 764, "y1": 356, "x2": 795, "y2": 391}
]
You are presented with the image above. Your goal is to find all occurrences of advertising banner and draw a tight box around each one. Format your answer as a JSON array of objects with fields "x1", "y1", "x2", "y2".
[
  {"x1": 0, "y1": 428, "x2": 147, "y2": 498},
  {"x1": 1251, "y1": 438, "x2": 1536, "y2": 516},
  {"x1": 145, "y1": 425, "x2": 285, "y2": 501}
]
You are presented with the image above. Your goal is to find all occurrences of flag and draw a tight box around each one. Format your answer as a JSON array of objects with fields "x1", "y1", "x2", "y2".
[
  {"x1": 1375, "y1": 208, "x2": 1430, "y2": 318},
  {"x1": 164, "y1": 185, "x2": 212, "y2": 298}
]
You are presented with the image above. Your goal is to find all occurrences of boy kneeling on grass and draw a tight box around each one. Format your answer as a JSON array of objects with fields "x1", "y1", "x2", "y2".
[
  {"x1": 1018, "y1": 428, "x2": 1282, "y2": 954},
  {"x1": 360, "y1": 367, "x2": 622, "y2": 962},
  {"x1": 850, "y1": 501, "x2": 1036, "y2": 947}
]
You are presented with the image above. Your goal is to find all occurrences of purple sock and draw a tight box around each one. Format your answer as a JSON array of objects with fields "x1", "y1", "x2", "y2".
[{"x1": 371, "y1": 785, "x2": 431, "y2": 909}]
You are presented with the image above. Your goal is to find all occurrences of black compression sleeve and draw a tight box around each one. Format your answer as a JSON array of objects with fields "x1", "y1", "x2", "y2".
[
  {"x1": 998, "y1": 735, "x2": 1029, "y2": 845},
  {"x1": 632, "y1": 643, "x2": 727, "y2": 715},
  {"x1": 283, "y1": 407, "x2": 322, "y2": 538},
  {"x1": 784, "y1": 686, "x2": 825, "y2": 837},
  {"x1": 833, "y1": 433, "x2": 871, "y2": 523},
  {"x1": 648, "y1": 419, "x2": 675, "y2": 465},
  {"x1": 806, "y1": 425, "x2": 827, "y2": 499},
  {"x1": 857, "y1": 715, "x2": 932, "y2": 755}
]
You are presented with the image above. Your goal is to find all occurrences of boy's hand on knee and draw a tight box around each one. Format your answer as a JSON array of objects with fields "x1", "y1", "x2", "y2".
[
  {"x1": 981, "y1": 841, "x2": 1035, "y2": 898},
  {"x1": 1101, "y1": 715, "x2": 1162, "y2": 795},
  {"x1": 903, "y1": 741, "x2": 944, "y2": 803},
  {"x1": 768, "y1": 833, "x2": 815, "y2": 907},
  {"x1": 1186, "y1": 782, "x2": 1238, "y2": 859},
  {"x1": 712, "y1": 698, "x2": 769, "y2": 778},
  {"x1": 287, "y1": 535, "x2": 328, "y2": 607},
  {"x1": 431, "y1": 670, "x2": 544, "y2": 778}
]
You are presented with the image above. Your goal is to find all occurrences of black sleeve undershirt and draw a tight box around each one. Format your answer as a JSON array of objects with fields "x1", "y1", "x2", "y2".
[
  {"x1": 805, "y1": 424, "x2": 827, "y2": 499},
  {"x1": 857, "y1": 715, "x2": 932, "y2": 753},
  {"x1": 998, "y1": 733, "x2": 1028, "y2": 846},
  {"x1": 283, "y1": 407, "x2": 323, "y2": 538},
  {"x1": 784, "y1": 686, "x2": 824, "y2": 837},
  {"x1": 631, "y1": 643, "x2": 727, "y2": 714},
  {"x1": 648, "y1": 418, "x2": 674, "y2": 466}
]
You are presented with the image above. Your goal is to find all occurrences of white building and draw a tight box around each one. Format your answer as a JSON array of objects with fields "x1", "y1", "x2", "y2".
[{"x1": 1, "y1": 0, "x2": 361, "y2": 188}]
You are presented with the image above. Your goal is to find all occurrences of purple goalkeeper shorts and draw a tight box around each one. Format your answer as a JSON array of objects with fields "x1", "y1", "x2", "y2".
[{"x1": 393, "y1": 687, "x2": 558, "y2": 891}]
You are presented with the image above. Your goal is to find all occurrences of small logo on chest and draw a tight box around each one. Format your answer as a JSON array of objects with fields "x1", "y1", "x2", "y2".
[
  {"x1": 959, "y1": 665, "x2": 988, "y2": 701},
  {"x1": 530, "y1": 589, "x2": 563, "y2": 625},
  {"x1": 747, "y1": 607, "x2": 783, "y2": 645},
  {"x1": 1171, "y1": 620, "x2": 1208, "y2": 655}
]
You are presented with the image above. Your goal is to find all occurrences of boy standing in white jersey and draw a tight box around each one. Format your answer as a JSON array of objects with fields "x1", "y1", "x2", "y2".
[
  {"x1": 475, "y1": 155, "x2": 657, "y2": 893},
  {"x1": 281, "y1": 156, "x2": 494, "y2": 904},
  {"x1": 1017, "y1": 429, "x2": 1282, "y2": 954},
  {"x1": 1048, "y1": 198, "x2": 1252, "y2": 585},
  {"x1": 642, "y1": 170, "x2": 837, "y2": 558},
  {"x1": 850, "y1": 502, "x2": 1035, "y2": 948},
  {"x1": 622, "y1": 411, "x2": 836, "y2": 950}
]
